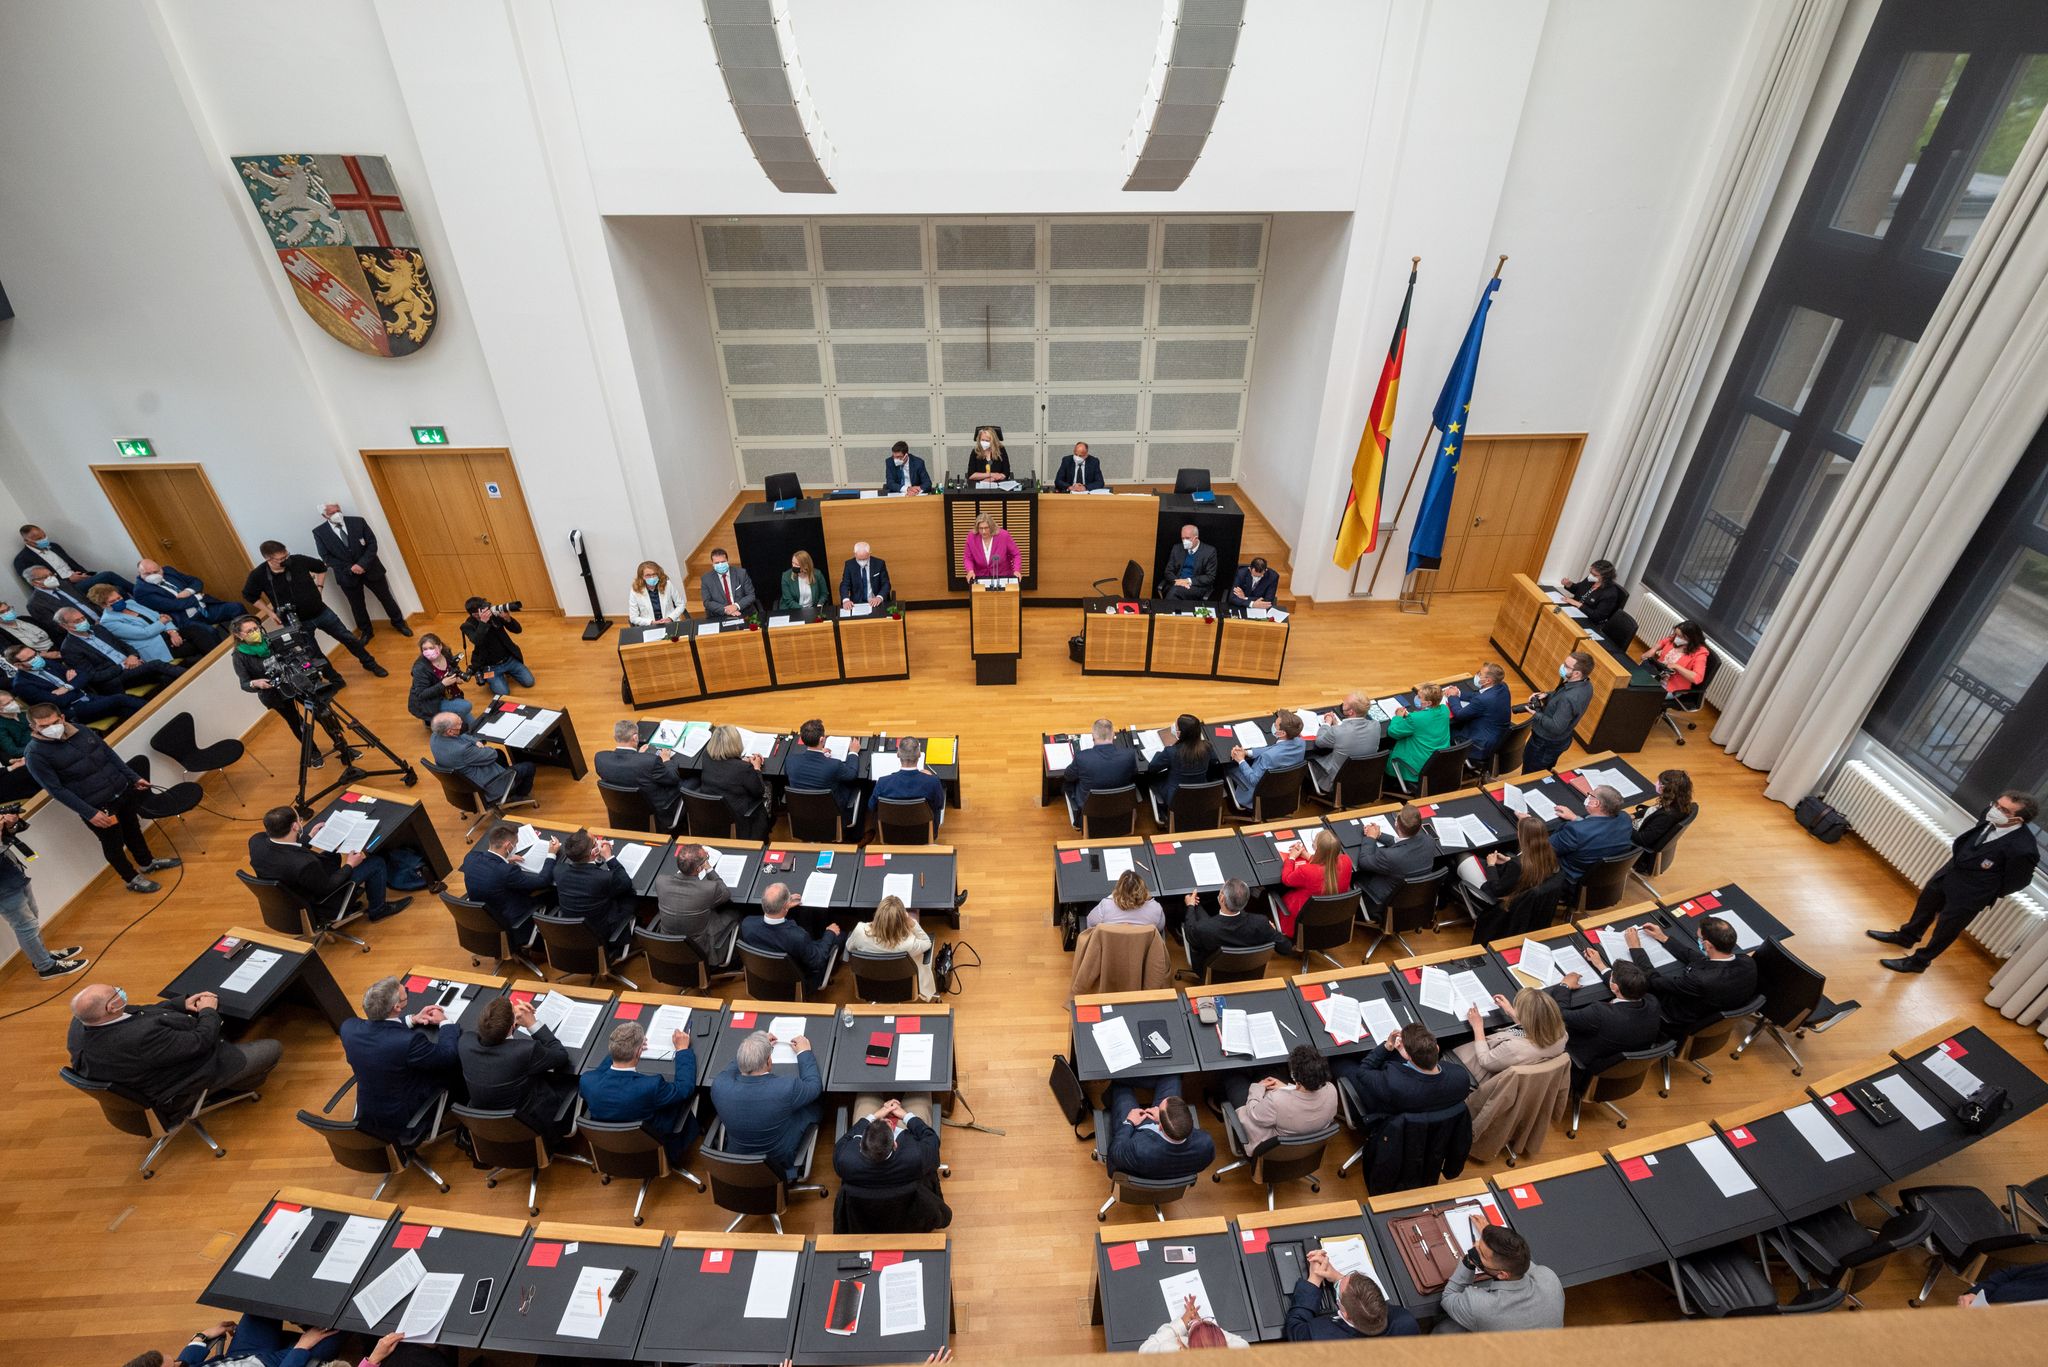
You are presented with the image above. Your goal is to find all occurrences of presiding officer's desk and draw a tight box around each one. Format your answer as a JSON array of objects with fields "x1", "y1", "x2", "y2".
[
  {"x1": 1485, "y1": 1152, "x2": 1668, "y2": 1288},
  {"x1": 1091, "y1": 1217, "x2": 1254, "y2": 1352},
  {"x1": 161, "y1": 924, "x2": 353, "y2": 1034},
  {"x1": 334, "y1": 1205, "x2": 528, "y2": 1347}
]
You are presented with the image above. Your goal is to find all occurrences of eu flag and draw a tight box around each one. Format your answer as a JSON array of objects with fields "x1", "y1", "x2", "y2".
[{"x1": 1407, "y1": 274, "x2": 1502, "y2": 573}]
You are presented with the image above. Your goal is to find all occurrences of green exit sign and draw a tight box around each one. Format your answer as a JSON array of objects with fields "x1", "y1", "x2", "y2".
[
  {"x1": 411, "y1": 425, "x2": 448, "y2": 446},
  {"x1": 114, "y1": 437, "x2": 155, "y2": 459}
]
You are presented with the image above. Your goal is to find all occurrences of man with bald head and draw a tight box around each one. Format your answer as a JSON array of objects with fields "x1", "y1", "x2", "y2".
[
  {"x1": 1161, "y1": 523, "x2": 1217, "y2": 600},
  {"x1": 68, "y1": 982, "x2": 281, "y2": 1114}
]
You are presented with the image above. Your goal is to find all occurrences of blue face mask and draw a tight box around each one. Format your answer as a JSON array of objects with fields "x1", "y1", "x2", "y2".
[
  {"x1": 643, "y1": 576, "x2": 661, "y2": 587},
  {"x1": 714, "y1": 563, "x2": 729, "y2": 576}
]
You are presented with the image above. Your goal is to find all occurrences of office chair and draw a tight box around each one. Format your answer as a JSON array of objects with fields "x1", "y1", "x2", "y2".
[
  {"x1": 440, "y1": 891, "x2": 545, "y2": 980},
  {"x1": 579, "y1": 1116, "x2": 704, "y2": 1226}
]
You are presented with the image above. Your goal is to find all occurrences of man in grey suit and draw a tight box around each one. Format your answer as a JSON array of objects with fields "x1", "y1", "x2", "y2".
[
  {"x1": 699, "y1": 547, "x2": 757, "y2": 620},
  {"x1": 652, "y1": 843, "x2": 742, "y2": 967},
  {"x1": 428, "y1": 711, "x2": 535, "y2": 803},
  {"x1": 1307, "y1": 693, "x2": 1383, "y2": 793},
  {"x1": 595, "y1": 719, "x2": 685, "y2": 823},
  {"x1": 1352, "y1": 804, "x2": 1440, "y2": 911}
]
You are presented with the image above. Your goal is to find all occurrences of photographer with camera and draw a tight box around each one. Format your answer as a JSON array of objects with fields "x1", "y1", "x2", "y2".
[
  {"x1": 240, "y1": 541, "x2": 387, "y2": 677},
  {"x1": 407, "y1": 632, "x2": 473, "y2": 730},
  {"x1": 22, "y1": 701, "x2": 180, "y2": 894},
  {"x1": 460, "y1": 597, "x2": 533, "y2": 696},
  {"x1": 0, "y1": 805, "x2": 87, "y2": 979}
]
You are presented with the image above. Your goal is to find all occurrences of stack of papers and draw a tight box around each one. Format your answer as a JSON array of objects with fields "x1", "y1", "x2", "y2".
[{"x1": 533, "y1": 992, "x2": 603, "y2": 1049}]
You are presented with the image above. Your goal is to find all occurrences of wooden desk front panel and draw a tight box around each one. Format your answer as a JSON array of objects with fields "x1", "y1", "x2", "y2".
[
  {"x1": 767, "y1": 620, "x2": 841, "y2": 686},
  {"x1": 619, "y1": 639, "x2": 701, "y2": 703},
  {"x1": 970, "y1": 584, "x2": 1021, "y2": 656},
  {"x1": 695, "y1": 628, "x2": 774, "y2": 695},
  {"x1": 1083, "y1": 611, "x2": 1150, "y2": 673},
  {"x1": 821, "y1": 496, "x2": 948, "y2": 602},
  {"x1": 1148, "y1": 612, "x2": 1219, "y2": 676},
  {"x1": 1216, "y1": 616, "x2": 1288, "y2": 683},
  {"x1": 1037, "y1": 494, "x2": 1160, "y2": 599},
  {"x1": 839, "y1": 614, "x2": 908, "y2": 679}
]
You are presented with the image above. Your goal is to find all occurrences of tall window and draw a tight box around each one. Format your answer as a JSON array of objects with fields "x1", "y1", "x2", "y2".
[
  {"x1": 1646, "y1": 2, "x2": 2048, "y2": 656},
  {"x1": 1868, "y1": 426, "x2": 2048, "y2": 815}
]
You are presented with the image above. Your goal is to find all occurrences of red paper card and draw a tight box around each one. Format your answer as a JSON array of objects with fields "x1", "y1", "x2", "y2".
[
  {"x1": 1153, "y1": 842, "x2": 1175, "y2": 855},
  {"x1": 393, "y1": 1224, "x2": 429, "y2": 1249},
  {"x1": 700, "y1": 1248, "x2": 732, "y2": 1274},
  {"x1": 1824, "y1": 1091, "x2": 1854, "y2": 1116},
  {"x1": 1619, "y1": 1157, "x2": 1653, "y2": 1182},
  {"x1": 1058, "y1": 850, "x2": 1082, "y2": 864},
  {"x1": 865, "y1": 854, "x2": 886, "y2": 867},
  {"x1": 896, "y1": 1016, "x2": 921, "y2": 1033},
  {"x1": 1726, "y1": 1126, "x2": 1757, "y2": 1148},
  {"x1": 1403, "y1": 968, "x2": 1423, "y2": 985},
  {"x1": 614, "y1": 1003, "x2": 642, "y2": 1021},
  {"x1": 1298, "y1": 983, "x2": 1327, "y2": 1002},
  {"x1": 870, "y1": 1251, "x2": 904, "y2": 1268},
  {"x1": 1239, "y1": 1229, "x2": 1270, "y2": 1253},
  {"x1": 1104, "y1": 1242, "x2": 1141, "y2": 1271},
  {"x1": 1940, "y1": 1037, "x2": 1968, "y2": 1059},
  {"x1": 1696, "y1": 893, "x2": 1722, "y2": 910},
  {"x1": 730, "y1": 1011, "x2": 756, "y2": 1028},
  {"x1": 528, "y1": 1241, "x2": 562, "y2": 1268},
  {"x1": 1507, "y1": 1184, "x2": 1543, "y2": 1209},
  {"x1": 404, "y1": 975, "x2": 430, "y2": 994},
  {"x1": 264, "y1": 1201, "x2": 303, "y2": 1223},
  {"x1": 1076, "y1": 1005, "x2": 1102, "y2": 1023}
]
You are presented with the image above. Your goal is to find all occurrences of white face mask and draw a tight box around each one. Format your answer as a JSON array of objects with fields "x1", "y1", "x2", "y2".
[
  {"x1": 142, "y1": 572, "x2": 165, "y2": 585},
  {"x1": 1986, "y1": 805, "x2": 2018, "y2": 828},
  {"x1": 37, "y1": 723, "x2": 64, "y2": 739}
]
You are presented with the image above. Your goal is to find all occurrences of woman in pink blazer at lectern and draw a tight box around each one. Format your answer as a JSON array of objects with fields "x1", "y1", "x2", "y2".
[{"x1": 963, "y1": 512, "x2": 1020, "y2": 580}]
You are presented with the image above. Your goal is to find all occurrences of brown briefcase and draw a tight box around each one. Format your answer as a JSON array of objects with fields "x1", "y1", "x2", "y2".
[{"x1": 1390, "y1": 1202, "x2": 1478, "y2": 1294}]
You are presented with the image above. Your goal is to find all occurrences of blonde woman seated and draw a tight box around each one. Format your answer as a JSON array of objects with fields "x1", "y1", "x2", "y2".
[
  {"x1": 1086, "y1": 869, "x2": 1165, "y2": 932},
  {"x1": 778, "y1": 549, "x2": 832, "y2": 613},
  {"x1": 628, "y1": 560, "x2": 688, "y2": 627},
  {"x1": 1452, "y1": 986, "x2": 1567, "y2": 1088},
  {"x1": 846, "y1": 894, "x2": 937, "y2": 1000}
]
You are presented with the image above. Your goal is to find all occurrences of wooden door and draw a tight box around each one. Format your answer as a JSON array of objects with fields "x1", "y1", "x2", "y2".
[
  {"x1": 92, "y1": 464, "x2": 250, "y2": 603},
  {"x1": 360, "y1": 449, "x2": 557, "y2": 614},
  {"x1": 1427, "y1": 435, "x2": 1584, "y2": 593}
]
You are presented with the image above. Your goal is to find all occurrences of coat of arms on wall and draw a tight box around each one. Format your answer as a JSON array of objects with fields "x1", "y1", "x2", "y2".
[{"x1": 232, "y1": 153, "x2": 438, "y2": 357}]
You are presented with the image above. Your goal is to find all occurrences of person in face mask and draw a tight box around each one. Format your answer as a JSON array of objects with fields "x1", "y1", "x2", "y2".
[
  {"x1": 1442, "y1": 662, "x2": 1515, "y2": 768},
  {"x1": 963, "y1": 426, "x2": 1010, "y2": 485},
  {"x1": 1871, "y1": 790, "x2": 2042, "y2": 973},
  {"x1": 1160, "y1": 523, "x2": 1217, "y2": 601},
  {"x1": 1519, "y1": 650, "x2": 1593, "y2": 773},
  {"x1": 311, "y1": 501, "x2": 412, "y2": 641},
  {"x1": 882, "y1": 439, "x2": 933, "y2": 496},
  {"x1": 627, "y1": 559, "x2": 688, "y2": 628},
  {"x1": 407, "y1": 632, "x2": 473, "y2": 730},
  {"x1": 129, "y1": 557, "x2": 246, "y2": 628},
  {"x1": 2, "y1": 643, "x2": 143, "y2": 723},
  {"x1": 12, "y1": 523, "x2": 131, "y2": 597},
  {"x1": 22, "y1": 702, "x2": 180, "y2": 893},
  {"x1": 698, "y1": 547, "x2": 758, "y2": 620}
]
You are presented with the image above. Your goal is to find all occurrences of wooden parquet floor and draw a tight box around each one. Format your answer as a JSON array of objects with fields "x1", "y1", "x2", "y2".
[{"x1": 2, "y1": 593, "x2": 2040, "y2": 1362}]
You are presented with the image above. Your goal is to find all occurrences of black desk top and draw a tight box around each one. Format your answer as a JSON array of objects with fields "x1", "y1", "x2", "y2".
[
  {"x1": 481, "y1": 1229, "x2": 666, "y2": 1360},
  {"x1": 1659, "y1": 882, "x2": 1795, "y2": 947},
  {"x1": 335, "y1": 1214, "x2": 525, "y2": 1346},
  {"x1": 1291, "y1": 971, "x2": 1418, "y2": 1060},
  {"x1": 1715, "y1": 1099, "x2": 1888, "y2": 1223},
  {"x1": 1486, "y1": 1160, "x2": 1668, "y2": 1287},
  {"x1": 1896, "y1": 1025, "x2": 2048, "y2": 1143},
  {"x1": 635, "y1": 1240, "x2": 809, "y2": 1364},
  {"x1": 591, "y1": 995, "x2": 722, "y2": 1081},
  {"x1": 1366, "y1": 1186, "x2": 1508, "y2": 1315},
  {"x1": 308, "y1": 788, "x2": 422, "y2": 859},
  {"x1": 1183, "y1": 983, "x2": 1314, "y2": 1075},
  {"x1": 706, "y1": 1005, "x2": 842, "y2": 1083},
  {"x1": 1612, "y1": 1128, "x2": 1785, "y2": 1258},
  {"x1": 849, "y1": 849, "x2": 957, "y2": 913},
  {"x1": 1389, "y1": 954, "x2": 1515, "y2": 1045},
  {"x1": 1071, "y1": 996, "x2": 1200, "y2": 1083},
  {"x1": 1095, "y1": 1226, "x2": 1254, "y2": 1351},
  {"x1": 1232, "y1": 1212, "x2": 1394, "y2": 1341},
  {"x1": 1808, "y1": 1060, "x2": 1969, "y2": 1182},
  {"x1": 162, "y1": 933, "x2": 309, "y2": 1022},
  {"x1": 751, "y1": 847, "x2": 858, "y2": 909},
  {"x1": 791, "y1": 1243, "x2": 951, "y2": 1365},
  {"x1": 1055, "y1": 841, "x2": 1158, "y2": 906},
  {"x1": 1147, "y1": 832, "x2": 1258, "y2": 898},
  {"x1": 201, "y1": 1194, "x2": 398, "y2": 1324},
  {"x1": 822, "y1": 1009, "x2": 956, "y2": 1094}
]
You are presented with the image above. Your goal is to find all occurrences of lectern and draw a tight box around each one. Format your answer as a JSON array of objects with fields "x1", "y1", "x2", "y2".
[{"x1": 969, "y1": 579, "x2": 1021, "y2": 684}]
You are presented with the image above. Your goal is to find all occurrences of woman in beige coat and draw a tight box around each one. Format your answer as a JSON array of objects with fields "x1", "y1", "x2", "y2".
[{"x1": 1452, "y1": 987, "x2": 1566, "y2": 1086}]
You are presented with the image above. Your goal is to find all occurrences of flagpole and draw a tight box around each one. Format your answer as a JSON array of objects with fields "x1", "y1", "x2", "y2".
[{"x1": 1361, "y1": 255, "x2": 1508, "y2": 598}]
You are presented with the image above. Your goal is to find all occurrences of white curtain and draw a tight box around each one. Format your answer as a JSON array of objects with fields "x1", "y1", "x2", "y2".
[
  {"x1": 1714, "y1": 109, "x2": 2048, "y2": 803},
  {"x1": 1556, "y1": 0, "x2": 1849, "y2": 576}
]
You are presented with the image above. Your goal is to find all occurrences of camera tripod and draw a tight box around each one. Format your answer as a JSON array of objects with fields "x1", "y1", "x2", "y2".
[{"x1": 289, "y1": 690, "x2": 417, "y2": 816}]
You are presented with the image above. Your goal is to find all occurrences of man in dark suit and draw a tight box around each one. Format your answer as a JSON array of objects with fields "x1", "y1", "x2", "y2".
[
  {"x1": 1182, "y1": 879, "x2": 1290, "y2": 973},
  {"x1": 1352, "y1": 805, "x2": 1441, "y2": 911},
  {"x1": 1335, "y1": 1022, "x2": 1470, "y2": 1114},
  {"x1": 53, "y1": 608, "x2": 180, "y2": 693},
  {"x1": 1870, "y1": 790, "x2": 2041, "y2": 973},
  {"x1": 1286, "y1": 1253, "x2": 1419, "y2": 1340},
  {"x1": 458, "y1": 995, "x2": 578, "y2": 1143},
  {"x1": 595, "y1": 718, "x2": 685, "y2": 825},
  {"x1": 1228, "y1": 557, "x2": 1280, "y2": 610},
  {"x1": 1063, "y1": 719, "x2": 1138, "y2": 828},
  {"x1": 459, "y1": 823, "x2": 557, "y2": 946},
  {"x1": 699, "y1": 547, "x2": 758, "y2": 620},
  {"x1": 132, "y1": 557, "x2": 244, "y2": 627},
  {"x1": 1548, "y1": 785, "x2": 1635, "y2": 883},
  {"x1": 248, "y1": 805, "x2": 407, "y2": 923},
  {"x1": 839, "y1": 544, "x2": 892, "y2": 611},
  {"x1": 1160, "y1": 523, "x2": 1217, "y2": 600},
  {"x1": 710, "y1": 1026, "x2": 823, "y2": 1177},
  {"x1": 738, "y1": 881, "x2": 840, "y2": 990},
  {"x1": 24, "y1": 568, "x2": 102, "y2": 634},
  {"x1": 1545, "y1": 959, "x2": 1663, "y2": 1091},
  {"x1": 1610, "y1": 918, "x2": 1755, "y2": 1040},
  {"x1": 552, "y1": 829, "x2": 636, "y2": 958},
  {"x1": 784, "y1": 718, "x2": 861, "y2": 830},
  {"x1": 1443, "y1": 663, "x2": 1515, "y2": 766},
  {"x1": 1053, "y1": 441, "x2": 1105, "y2": 493},
  {"x1": 1105, "y1": 1076, "x2": 1213, "y2": 1183},
  {"x1": 15, "y1": 524, "x2": 129, "y2": 595},
  {"x1": 67, "y1": 981, "x2": 281, "y2": 1114},
  {"x1": 312, "y1": 503, "x2": 411, "y2": 639},
  {"x1": 579, "y1": 1019, "x2": 698, "y2": 1162},
  {"x1": 833, "y1": 1098, "x2": 950, "y2": 1232},
  {"x1": 338, "y1": 976, "x2": 460, "y2": 1139},
  {"x1": 880, "y1": 442, "x2": 932, "y2": 495}
]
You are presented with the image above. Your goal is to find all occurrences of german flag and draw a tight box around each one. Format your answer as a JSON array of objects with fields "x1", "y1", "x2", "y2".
[{"x1": 1335, "y1": 263, "x2": 1416, "y2": 568}]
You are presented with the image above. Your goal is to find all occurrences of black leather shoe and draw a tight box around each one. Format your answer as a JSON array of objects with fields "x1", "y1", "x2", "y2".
[
  {"x1": 1879, "y1": 956, "x2": 1927, "y2": 974},
  {"x1": 1865, "y1": 929, "x2": 1913, "y2": 946}
]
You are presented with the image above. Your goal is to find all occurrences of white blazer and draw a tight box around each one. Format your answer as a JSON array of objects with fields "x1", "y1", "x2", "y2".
[{"x1": 628, "y1": 582, "x2": 688, "y2": 626}]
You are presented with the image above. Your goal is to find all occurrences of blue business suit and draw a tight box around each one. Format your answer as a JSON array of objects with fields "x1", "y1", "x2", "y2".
[
  {"x1": 711, "y1": 1050, "x2": 824, "y2": 1177},
  {"x1": 338, "y1": 1015, "x2": 460, "y2": 1139},
  {"x1": 1447, "y1": 682, "x2": 1513, "y2": 763},
  {"x1": 579, "y1": 1044, "x2": 698, "y2": 1161},
  {"x1": 1549, "y1": 811, "x2": 1636, "y2": 882},
  {"x1": 882, "y1": 454, "x2": 932, "y2": 494}
]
